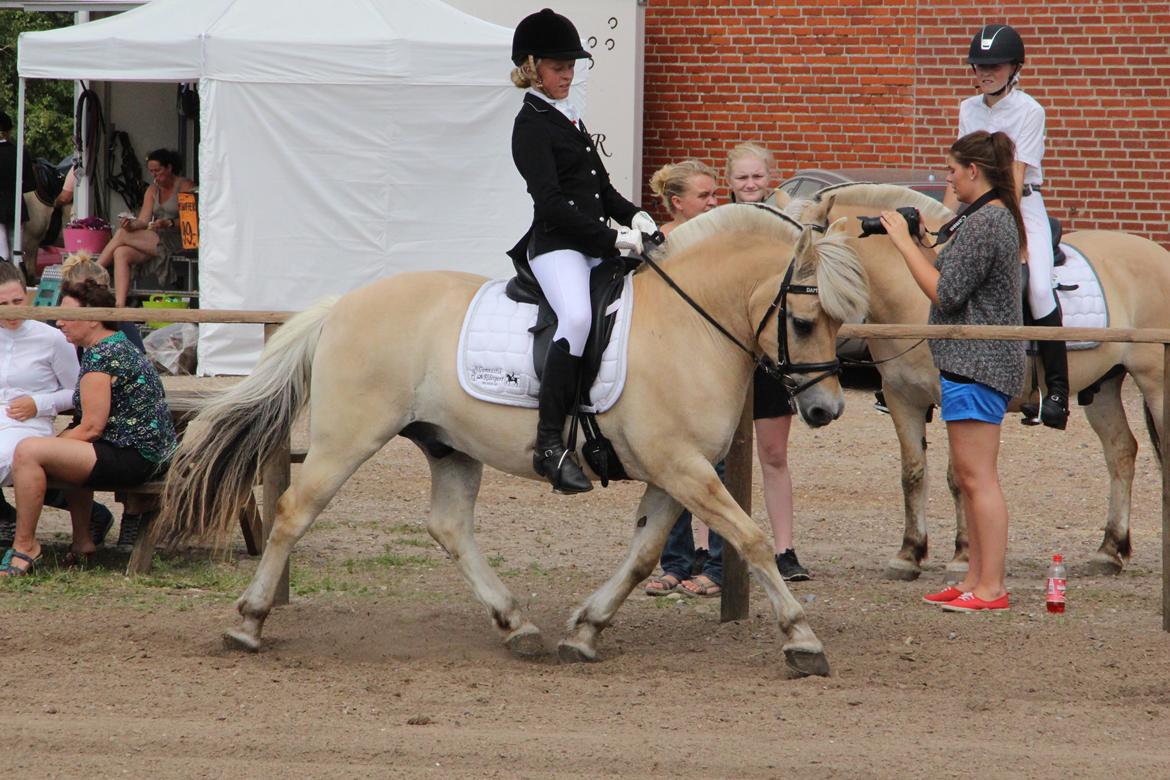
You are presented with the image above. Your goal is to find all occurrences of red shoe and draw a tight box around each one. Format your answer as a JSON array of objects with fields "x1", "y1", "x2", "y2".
[
  {"x1": 922, "y1": 586, "x2": 963, "y2": 605},
  {"x1": 941, "y1": 592, "x2": 1010, "y2": 612}
]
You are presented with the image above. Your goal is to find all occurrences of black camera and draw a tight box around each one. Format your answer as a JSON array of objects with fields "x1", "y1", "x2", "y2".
[{"x1": 858, "y1": 206, "x2": 922, "y2": 238}]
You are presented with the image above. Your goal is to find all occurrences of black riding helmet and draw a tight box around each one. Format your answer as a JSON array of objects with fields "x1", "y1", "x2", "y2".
[
  {"x1": 967, "y1": 24, "x2": 1026, "y2": 65},
  {"x1": 511, "y1": 8, "x2": 592, "y2": 66}
]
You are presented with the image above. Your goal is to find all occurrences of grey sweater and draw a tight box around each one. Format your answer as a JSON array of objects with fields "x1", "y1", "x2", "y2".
[{"x1": 928, "y1": 205, "x2": 1026, "y2": 397}]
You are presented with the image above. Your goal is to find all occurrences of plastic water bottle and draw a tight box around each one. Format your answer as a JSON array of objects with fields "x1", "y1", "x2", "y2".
[{"x1": 1045, "y1": 554, "x2": 1067, "y2": 614}]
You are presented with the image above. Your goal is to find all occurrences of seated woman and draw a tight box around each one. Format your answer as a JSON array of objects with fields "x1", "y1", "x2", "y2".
[
  {"x1": 96, "y1": 148, "x2": 195, "y2": 307},
  {"x1": 62, "y1": 252, "x2": 146, "y2": 352},
  {"x1": 0, "y1": 280, "x2": 176, "y2": 575}
]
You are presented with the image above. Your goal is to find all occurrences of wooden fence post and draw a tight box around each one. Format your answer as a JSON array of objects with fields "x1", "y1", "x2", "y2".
[
  {"x1": 1162, "y1": 345, "x2": 1169, "y2": 631},
  {"x1": 261, "y1": 323, "x2": 291, "y2": 606},
  {"x1": 721, "y1": 394, "x2": 753, "y2": 622}
]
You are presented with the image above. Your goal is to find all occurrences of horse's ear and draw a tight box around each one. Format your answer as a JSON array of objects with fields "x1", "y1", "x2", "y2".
[
  {"x1": 808, "y1": 194, "x2": 835, "y2": 225},
  {"x1": 826, "y1": 216, "x2": 851, "y2": 238}
]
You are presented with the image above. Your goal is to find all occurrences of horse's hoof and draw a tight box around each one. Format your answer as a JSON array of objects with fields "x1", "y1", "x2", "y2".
[
  {"x1": 504, "y1": 625, "x2": 546, "y2": 658},
  {"x1": 883, "y1": 558, "x2": 922, "y2": 581},
  {"x1": 556, "y1": 640, "x2": 597, "y2": 664},
  {"x1": 784, "y1": 649, "x2": 831, "y2": 678},
  {"x1": 1086, "y1": 555, "x2": 1124, "y2": 577},
  {"x1": 223, "y1": 628, "x2": 261, "y2": 653}
]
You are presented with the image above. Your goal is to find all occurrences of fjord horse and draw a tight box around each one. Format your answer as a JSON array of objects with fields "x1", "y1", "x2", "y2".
[
  {"x1": 155, "y1": 205, "x2": 869, "y2": 676},
  {"x1": 788, "y1": 183, "x2": 1170, "y2": 578}
]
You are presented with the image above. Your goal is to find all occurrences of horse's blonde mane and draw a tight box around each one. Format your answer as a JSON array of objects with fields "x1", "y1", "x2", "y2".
[
  {"x1": 786, "y1": 182, "x2": 952, "y2": 222},
  {"x1": 811, "y1": 234, "x2": 869, "y2": 325},
  {"x1": 659, "y1": 203, "x2": 803, "y2": 260},
  {"x1": 658, "y1": 203, "x2": 868, "y2": 325}
]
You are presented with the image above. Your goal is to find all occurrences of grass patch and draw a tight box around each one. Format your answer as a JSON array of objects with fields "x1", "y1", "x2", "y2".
[
  {"x1": 394, "y1": 537, "x2": 434, "y2": 549},
  {"x1": 387, "y1": 522, "x2": 426, "y2": 535}
]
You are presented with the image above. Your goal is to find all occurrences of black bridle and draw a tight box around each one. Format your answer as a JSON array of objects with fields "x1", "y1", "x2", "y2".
[{"x1": 639, "y1": 232, "x2": 840, "y2": 397}]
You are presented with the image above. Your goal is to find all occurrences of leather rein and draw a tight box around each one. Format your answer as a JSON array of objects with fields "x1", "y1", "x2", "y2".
[{"x1": 638, "y1": 224, "x2": 840, "y2": 397}]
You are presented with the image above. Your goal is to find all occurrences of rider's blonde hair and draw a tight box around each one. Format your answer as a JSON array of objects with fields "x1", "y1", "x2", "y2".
[
  {"x1": 510, "y1": 55, "x2": 541, "y2": 89},
  {"x1": 725, "y1": 142, "x2": 775, "y2": 183}
]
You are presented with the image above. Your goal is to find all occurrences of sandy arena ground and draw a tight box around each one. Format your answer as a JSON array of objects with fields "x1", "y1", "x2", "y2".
[{"x1": 2, "y1": 378, "x2": 1169, "y2": 778}]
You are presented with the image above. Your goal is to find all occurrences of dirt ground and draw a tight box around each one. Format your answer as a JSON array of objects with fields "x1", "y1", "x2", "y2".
[{"x1": 2, "y1": 378, "x2": 1169, "y2": 779}]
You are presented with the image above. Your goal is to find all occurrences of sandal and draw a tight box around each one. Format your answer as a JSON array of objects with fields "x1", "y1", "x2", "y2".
[
  {"x1": 644, "y1": 573, "x2": 682, "y2": 596},
  {"x1": 679, "y1": 574, "x2": 722, "y2": 598},
  {"x1": 0, "y1": 548, "x2": 42, "y2": 577}
]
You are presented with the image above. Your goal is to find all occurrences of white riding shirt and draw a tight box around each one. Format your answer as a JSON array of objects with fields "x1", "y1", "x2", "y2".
[{"x1": 958, "y1": 88, "x2": 1045, "y2": 184}]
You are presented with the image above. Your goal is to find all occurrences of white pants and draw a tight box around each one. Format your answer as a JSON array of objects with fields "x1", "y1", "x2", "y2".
[
  {"x1": 0, "y1": 224, "x2": 11, "y2": 263},
  {"x1": 0, "y1": 418, "x2": 54, "y2": 486},
  {"x1": 529, "y1": 249, "x2": 602, "y2": 357},
  {"x1": 1022, "y1": 192, "x2": 1057, "y2": 319}
]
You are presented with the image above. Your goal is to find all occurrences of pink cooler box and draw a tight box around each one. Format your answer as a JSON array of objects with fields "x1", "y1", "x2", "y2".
[
  {"x1": 35, "y1": 246, "x2": 65, "y2": 277},
  {"x1": 63, "y1": 227, "x2": 112, "y2": 254}
]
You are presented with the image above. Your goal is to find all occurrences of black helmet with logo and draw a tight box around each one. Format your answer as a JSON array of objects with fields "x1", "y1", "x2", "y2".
[
  {"x1": 967, "y1": 24, "x2": 1026, "y2": 65},
  {"x1": 511, "y1": 8, "x2": 592, "y2": 66}
]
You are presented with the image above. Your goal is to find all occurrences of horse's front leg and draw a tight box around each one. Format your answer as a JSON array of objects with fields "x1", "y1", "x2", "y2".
[
  {"x1": 1082, "y1": 374, "x2": 1136, "y2": 575},
  {"x1": 422, "y1": 451, "x2": 545, "y2": 657},
  {"x1": 558, "y1": 484, "x2": 681, "y2": 663},
  {"x1": 662, "y1": 458, "x2": 829, "y2": 678},
  {"x1": 883, "y1": 387, "x2": 932, "y2": 580}
]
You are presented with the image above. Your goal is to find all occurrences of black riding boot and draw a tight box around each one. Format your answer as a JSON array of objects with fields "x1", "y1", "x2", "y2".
[
  {"x1": 533, "y1": 338, "x2": 593, "y2": 494},
  {"x1": 1025, "y1": 307, "x2": 1070, "y2": 430}
]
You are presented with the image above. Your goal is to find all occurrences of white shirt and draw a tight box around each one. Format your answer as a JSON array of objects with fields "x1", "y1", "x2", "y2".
[
  {"x1": 0, "y1": 319, "x2": 79, "y2": 422},
  {"x1": 958, "y1": 88, "x2": 1045, "y2": 184},
  {"x1": 527, "y1": 88, "x2": 580, "y2": 126}
]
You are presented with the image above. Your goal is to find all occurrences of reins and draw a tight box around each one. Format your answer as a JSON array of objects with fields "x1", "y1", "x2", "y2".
[{"x1": 638, "y1": 218, "x2": 840, "y2": 396}]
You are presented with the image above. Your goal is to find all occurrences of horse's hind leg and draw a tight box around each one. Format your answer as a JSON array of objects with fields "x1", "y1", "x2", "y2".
[
  {"x1": 558, "y1": 484, "x2": 682, "y2": 663},
  {"x1": 1082, "y1": 374, "x2": 1136, "y2": 575},
  {"x1": 421, "y1": 450, "x2": 544, "y2": 658},
  {"x1": 225, "y1": 427, "x2": 395, "y2": 652}
]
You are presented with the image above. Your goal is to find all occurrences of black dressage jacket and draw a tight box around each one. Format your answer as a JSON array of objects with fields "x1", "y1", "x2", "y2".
[{"x1": 507, "y1": 93, "x2": 639, "y2": 264}]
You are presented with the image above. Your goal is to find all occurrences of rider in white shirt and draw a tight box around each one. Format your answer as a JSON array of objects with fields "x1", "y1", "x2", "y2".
[{"x1": 945, "y1": 24, "x2": 1069, "y2": 430}]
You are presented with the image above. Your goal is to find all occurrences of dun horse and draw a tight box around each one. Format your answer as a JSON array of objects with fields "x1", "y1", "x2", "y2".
[
  {"x1": 787, "y1": 183, "x2": 1170, "y2": 578},
  {"x1": 155, "y1": 205, "x2": 868, "y2": 676}
]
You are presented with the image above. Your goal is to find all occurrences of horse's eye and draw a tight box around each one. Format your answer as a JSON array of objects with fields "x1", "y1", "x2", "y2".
[{"x1": 792, "y1": 318, "x2": 815, "y2": 336}]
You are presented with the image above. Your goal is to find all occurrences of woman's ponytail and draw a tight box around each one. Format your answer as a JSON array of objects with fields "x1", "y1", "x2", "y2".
[{"x1": 951, "y1": 130, "x2": 1028, "y2": 256}]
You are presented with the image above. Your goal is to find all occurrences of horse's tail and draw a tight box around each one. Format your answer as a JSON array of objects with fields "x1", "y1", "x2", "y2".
[
  {"x1": 1143, "y1": 402, "x2": 1163, "y2": 467},
  {"x1": 156, "y1": 296, "x2": 339, "y2": 551}
]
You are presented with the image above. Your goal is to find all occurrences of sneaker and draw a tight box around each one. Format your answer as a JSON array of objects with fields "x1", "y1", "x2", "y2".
[
  {"x1": 922, "y1": 586, "x2": 964, "y2": 605},
  {"x1": 115, "y1": 513, "x2": 145, "y2": 549},
  {"x1": 940, "y1": 592, "x2": 1010, "y2": 612},
  {"x1": 88, "y1": 503, "x2": 115, "y2": 547},
  {"x1": 775, "y1": 548, "x2": 811, "y2": 581},
  {"x1": 690, "y1": 548, "x2": 710, "y2": 577}
]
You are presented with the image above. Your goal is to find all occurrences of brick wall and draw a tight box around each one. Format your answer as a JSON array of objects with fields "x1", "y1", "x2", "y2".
[{"x1": 643, "y1": 1, "x2": 1170, "y2": 245}]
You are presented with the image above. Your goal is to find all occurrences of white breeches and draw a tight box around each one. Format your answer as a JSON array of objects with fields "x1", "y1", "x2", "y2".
[
  {"x1": 529, "y1": 249, "x2": 602, "y2": 357},
  {"x1": 0, "y1": 418, "x2": 54, "y2": 486},
  {"x1": 0, "y1": 224, "x2": 11, "y2": 263},
  {"x1": 1022, "y1": 193, "x2": 1057, "y2": 319}
]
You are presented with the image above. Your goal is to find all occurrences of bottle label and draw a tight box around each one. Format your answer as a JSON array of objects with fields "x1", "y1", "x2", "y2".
[{"x1": 1046, "y1": 577, "x2": 1066, "y2": 603}]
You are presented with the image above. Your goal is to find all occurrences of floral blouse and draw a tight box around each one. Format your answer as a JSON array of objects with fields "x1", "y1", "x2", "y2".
[{"x1": 74, "y1": 332, "x2": 176, "y2": 463}]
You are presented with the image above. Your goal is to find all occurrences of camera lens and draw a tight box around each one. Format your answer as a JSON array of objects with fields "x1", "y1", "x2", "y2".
[{"x1": 858, "y1": 216, "x2": 886, "y2": 237}]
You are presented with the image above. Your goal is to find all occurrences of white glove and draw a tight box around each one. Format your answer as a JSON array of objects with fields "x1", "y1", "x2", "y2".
[
  {"x1": 614, "y1": 226, "x2": 644, "y2": 255},
  {"x1": 630, "y1": 211, "x2": 658, "y2": 236}
]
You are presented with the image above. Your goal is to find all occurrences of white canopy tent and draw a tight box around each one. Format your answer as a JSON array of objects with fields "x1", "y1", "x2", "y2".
[{"x1": 18, "y1": 0, "x2": 571, "y2": 374}]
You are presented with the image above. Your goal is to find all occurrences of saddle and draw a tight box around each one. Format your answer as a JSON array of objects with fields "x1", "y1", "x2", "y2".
[{"x1": 505, "y1": 252, "x2": 640, "y2": 486}]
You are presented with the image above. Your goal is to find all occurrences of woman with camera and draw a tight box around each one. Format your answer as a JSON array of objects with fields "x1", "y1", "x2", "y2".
[
  {"x1": 506, "y1": 9, "x2": 657, "y2": 494},
  {"x1": 881, "y1": 130, "x2": 1026, "y2": 612},
  {"x1": 944, "y1": 24, "x2": 1067, "y2": 430}
]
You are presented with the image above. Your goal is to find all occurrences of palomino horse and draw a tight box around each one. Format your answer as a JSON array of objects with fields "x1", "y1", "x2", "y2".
[
  {"x1": 786, "y1": 183, "x2": 1170, "y2": 578},
  {"x1": 155, "y1": 205, "x2": 869, "y2": 676}
]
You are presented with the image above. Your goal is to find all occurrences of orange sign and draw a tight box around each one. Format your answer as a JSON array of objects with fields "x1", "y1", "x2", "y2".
[{"x1": 178, "y1": 192, "x2": 199, "y2": 250}]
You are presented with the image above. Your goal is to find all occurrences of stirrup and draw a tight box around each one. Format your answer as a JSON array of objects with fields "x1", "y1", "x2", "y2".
[{"x1": 534, "y1": 447, "x2": 593, "y2": 494}]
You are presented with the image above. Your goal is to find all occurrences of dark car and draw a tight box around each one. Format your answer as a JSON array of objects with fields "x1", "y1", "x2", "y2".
[{"x1": 775, "y1": 168, "x2": 949, "y2": 378}]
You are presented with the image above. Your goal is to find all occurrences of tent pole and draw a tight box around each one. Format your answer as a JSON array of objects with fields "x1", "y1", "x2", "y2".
[
  {"x1": 13, "y1": 78, "x2": 26, "y2": 269},
  {"x1": 74, "y1": 11, "x2": 91, "y2": 219}
]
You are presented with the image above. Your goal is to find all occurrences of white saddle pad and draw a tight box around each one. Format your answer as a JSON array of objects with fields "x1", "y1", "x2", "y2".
[
  {"x1": 456, "y1": 277, "x2": 634, "y2": 413},
  {"x1": 1052, "y1": 243, "x2": 1106, "y2": 350}
]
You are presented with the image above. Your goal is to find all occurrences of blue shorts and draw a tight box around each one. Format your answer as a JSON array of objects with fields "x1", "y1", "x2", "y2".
[{"x1": 940, "y1": 376, "x2": 1009, "y2": 424}]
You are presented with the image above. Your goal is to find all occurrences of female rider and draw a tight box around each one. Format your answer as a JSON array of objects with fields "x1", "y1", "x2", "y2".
[
  {"x1": 507, "y1": 8, "x2": 656, "y2": 493},
  {"x1": 945, "y1": 24, "x2": 1068, "y2": 429}
]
